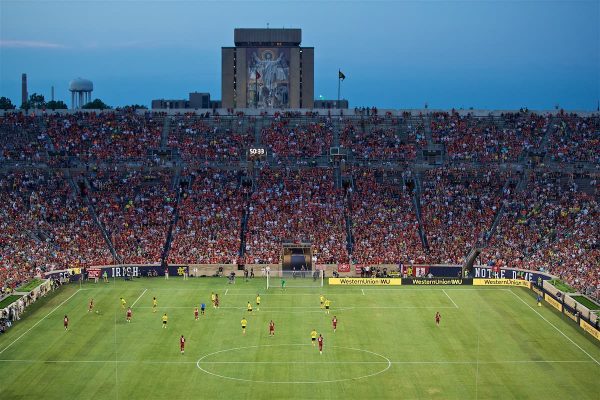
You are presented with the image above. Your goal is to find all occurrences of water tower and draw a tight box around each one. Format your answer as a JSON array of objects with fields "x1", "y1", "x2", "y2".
[{"x1": 69, "y1": 78, "x2": 93, "y2": 109}]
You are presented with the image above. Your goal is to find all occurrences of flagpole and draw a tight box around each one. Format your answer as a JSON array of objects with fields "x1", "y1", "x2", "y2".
[{"x1": 337, "y1": 69, "x2": 341, "y2": 105}]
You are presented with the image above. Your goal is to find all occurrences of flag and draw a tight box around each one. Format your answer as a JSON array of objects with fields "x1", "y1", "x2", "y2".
[{"x1": 338, "y1": 70, "x2": 345, "y2": 81}]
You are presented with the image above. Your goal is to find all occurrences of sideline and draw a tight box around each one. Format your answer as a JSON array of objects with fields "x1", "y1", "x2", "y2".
[
  {"x1": 509, "y1": 289, "x2": 600, "y2": 366},
  {"x1": 0, "y1": 288, "x2": 82, "y2": 355}
]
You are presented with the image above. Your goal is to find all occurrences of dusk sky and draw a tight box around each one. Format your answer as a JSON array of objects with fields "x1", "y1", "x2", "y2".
[{"x1": 1, "y1": 0, "x2": 598, "y2": 110}]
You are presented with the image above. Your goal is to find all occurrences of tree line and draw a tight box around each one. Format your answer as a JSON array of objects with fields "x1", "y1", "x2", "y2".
[{"x1": 0, "y1": 95, "x2": 148, "y2": 111}]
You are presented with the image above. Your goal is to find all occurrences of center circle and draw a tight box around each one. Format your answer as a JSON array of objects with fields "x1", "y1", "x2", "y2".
[{"x1": 196, "y1": 344, "x2": 391, "y2": 384}]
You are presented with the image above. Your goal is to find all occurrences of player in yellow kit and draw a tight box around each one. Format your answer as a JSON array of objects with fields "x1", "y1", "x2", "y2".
[
  {"x1": 319, "y1": 295, "x2": 325, "y2": 309},
  {"x1": 311, "y1": 329, "x2": 318, "y2": 346},
  {"x1": 256, "y1": 294, "x2": 261, "y2": 311},
  {"x1": 241, "y1": 317, "x2": 248, "y2": 334},
  {"x1": 247, "y1": 301, "x2": 253, "y2": 313},
  {"x1": 152, "y1": 297, "x2": 158, "y2": 313},
  {"x1": 324, "y1": 299, "x2": 331, "y2": 314},
  {"x1": 120, "y1": 297, "x2": 126, "y2": 310},
  {"x1": 162, "y1": 313, "x2": 168, "y2": 328}
]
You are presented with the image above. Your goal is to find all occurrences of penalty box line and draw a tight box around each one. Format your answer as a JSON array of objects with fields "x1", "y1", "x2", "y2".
[
  {"x1": 509, "y1": 289, "x2": 600, "y2": 367},
  {"x1": 130, "y1": 288, "x2": 148, "y2": 308},
  {"x1": 442, "y1": 289, "x2": 459, "y2": 309},
  {"x1": 0, "y1": 288, "x2": 82, "y2": 355}
]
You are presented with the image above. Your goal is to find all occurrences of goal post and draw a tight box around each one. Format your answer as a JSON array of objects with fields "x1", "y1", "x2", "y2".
[{"x1": 266, "y1": 269, "x2": 323, "y2": 289}]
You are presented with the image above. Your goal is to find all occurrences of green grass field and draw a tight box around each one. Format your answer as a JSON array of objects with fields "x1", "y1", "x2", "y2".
[
  {"x1": 571, "y1": 295, "x2": 600, "y2": 311},
  {"x1": 0, "y1": 295, "x2": 22, "y2": 309},
  {"x1": 1, "y1": 277, "x2": 599, "y2": 400},
  {"x1": 15, "y1": 279, "x2": 44, "y2": 293}
]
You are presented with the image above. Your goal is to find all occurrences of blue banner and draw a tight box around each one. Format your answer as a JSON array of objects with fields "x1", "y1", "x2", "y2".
[{"x1": 473, "y1": 266, "x2": 550, "y2": 285}]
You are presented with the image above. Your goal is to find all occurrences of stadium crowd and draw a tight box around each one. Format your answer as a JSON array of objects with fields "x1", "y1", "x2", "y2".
[
  {"x1": 168, "y1": 170, "x2": 248, "y2": 264},
  {"x1": 0, "y1": 113, "x2": 49, "y2": 162},
  {"x1": 430, "y1": 112, "x2": 550, "y2": 162},
  {"x1": 262, "y1": 120, "x2": 333, "y2": 158},
  {"x1": 349, "y1": 168, "x2": 425, "y2": 264},
  {"x1": 245, "y1": 168, "x2": 347, "y2": 264},
  {"x1": 420, "y1": 167, "x2": 515, "y2": 264},
  {"x1": 168, "y1": 116, "x2": 253, "y2": 162},
  {"x1": 90, "y1": 170, "x2": 175, "y2": 264},
  {"x1": 0, "y1": 110, "x2": 598, "y2": 299},
  {"x1": 340, "y1": 123, "x2": 417, "y2": 160},
  {"x1": 549, "y1": 114, "x2": 600, "y2": 163},
  {"x1": 43, "y1": 111, "x2": 163, "y2": 161},
  {"x1": 481, "y1": 170, "x2": 599, "y2": 298},
  {"x1": 0, "y1": 171, "x2": 112, "y2": 292}
]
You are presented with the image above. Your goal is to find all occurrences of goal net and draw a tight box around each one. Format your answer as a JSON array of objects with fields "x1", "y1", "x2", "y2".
[{"x1": 266, "y1": 269, "x2": 323, "y2": 289}]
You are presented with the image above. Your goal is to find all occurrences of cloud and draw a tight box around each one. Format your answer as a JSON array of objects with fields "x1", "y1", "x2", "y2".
[{"x1": 0, "y1": 40, "x2": 66, "y2": 49}]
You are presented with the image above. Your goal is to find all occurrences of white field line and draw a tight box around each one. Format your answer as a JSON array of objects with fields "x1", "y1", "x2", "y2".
[
  {"x1": 225, "y1": 289, "x2": 228, "y2": 296},
  {"x1": 442, "y1": 289, "x2": 459, "y2": 309},
  {"x1": 475, "y1": 305, "x2": 481, "y2": 400},
  {"x1": 130, "y1": 288, "x2": 147, "y2": 308},
  {"x1": 133, "y1": 306, "x2": 457, "y2": 310},
  {"x1": 0, "y1": 359, "x2": 593, "y2": 365},
  {"x1": 361, "y1": 288, "x2": 511, "y2": 292},
  {"x1": 362, "y1": 289, "x2": 365, "y2": 296},
  {"x1": 0, "y1": 288, "x2": 81, "y2": 355},
  {"x1": 224, "y1": 288, "x2": 511, "y2": 295},
  {"x1": 114, "y1": 311, "x2": 119, "y2": 400},
  {"x1": 509, "y1": 289, "x2": 600, "y2": 367}
]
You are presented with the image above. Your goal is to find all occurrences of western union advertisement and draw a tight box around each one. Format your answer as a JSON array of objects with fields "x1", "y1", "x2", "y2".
[
  {"x1": 579, "y1": 320, "x2": 600, "y2": 342},
  {"x1": 473, "y1": 278, "x2": 531, "y2": 288},
  {"x1": 328, "y1": 278, "x2": 402, "y2": 286},
  {"x1": 544, "y1": 294, "x2": 563, "y2": 312}
]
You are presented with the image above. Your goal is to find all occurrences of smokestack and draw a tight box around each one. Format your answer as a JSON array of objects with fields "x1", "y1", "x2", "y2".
[
  {"x1": 21, "y1": 73, "x2": 28, "y2": 105},
  {"x1": 51, "y1": 86, "x2": 55, "y2": 102}
]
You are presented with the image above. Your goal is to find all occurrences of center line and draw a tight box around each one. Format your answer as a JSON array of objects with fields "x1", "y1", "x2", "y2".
[{"x1": 225, "y1": 289, "x2": 229, "y2": 296}]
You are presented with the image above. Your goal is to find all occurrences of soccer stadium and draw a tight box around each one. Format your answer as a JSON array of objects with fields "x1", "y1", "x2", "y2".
[{"x1": 0, "y1": 2, "x2": 599, "y2": 399}]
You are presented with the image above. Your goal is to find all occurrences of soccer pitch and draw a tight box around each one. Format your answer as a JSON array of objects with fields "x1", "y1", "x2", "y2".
[{"x1": 0, "y1": 278, "x2": 599, "y2": 399}]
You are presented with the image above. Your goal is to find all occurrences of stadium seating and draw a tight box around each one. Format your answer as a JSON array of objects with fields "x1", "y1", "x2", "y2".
[{"x1": 0, "y1": 110, "x2": 597, "y2": 298}]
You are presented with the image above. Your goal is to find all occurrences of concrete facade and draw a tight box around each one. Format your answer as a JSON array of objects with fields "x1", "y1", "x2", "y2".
[{"x1": 152, "y1": 92, "x2": 219, "y2": 110}]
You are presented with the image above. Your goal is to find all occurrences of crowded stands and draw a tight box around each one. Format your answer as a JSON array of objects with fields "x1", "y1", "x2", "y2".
[
  {"x1": 0, "y1": 110, "x2": 598, "y2": 299},
  {"x1": 168, "y1": 116, "x2": 253, "y2": 162},
  {"x1": 168, "y1": 169, "x2": 248, "y2": 264},
  {"x1": 245, "y1": 168, "x2": 347, "y2": 264}
]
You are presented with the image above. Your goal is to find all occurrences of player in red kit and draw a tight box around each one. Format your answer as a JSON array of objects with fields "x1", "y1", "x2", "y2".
[
  {"x1": 332, "y1": 316, "x2": 338, "y2": 332},
  {"x1": 126, "y1": 307, "x2": 132, "y2": 323},
  {"x1": 214, "y1": 294, "x2": 220, "y2": 308},
  {"x1": 435, "y1": 312, "x2": 441, "y2": 326},
  {"x1": 88, "y1": 298, "x2": 94, "y2": 312},
  {"x1": 194, "y1": 307, "x2": 199, "y2": 320},
  {"x1": 269, "y1": 320, "x2": 275, "y2": 336},
  {"x1": 64, "y1": 315, "x2": 69, "y2": 331},
  {"x1": 180, "y1": 335, "x2": 185, "y2": 354},
  {"x1": 317, "y1": 334, "x2": 323, "y2": 354}
]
